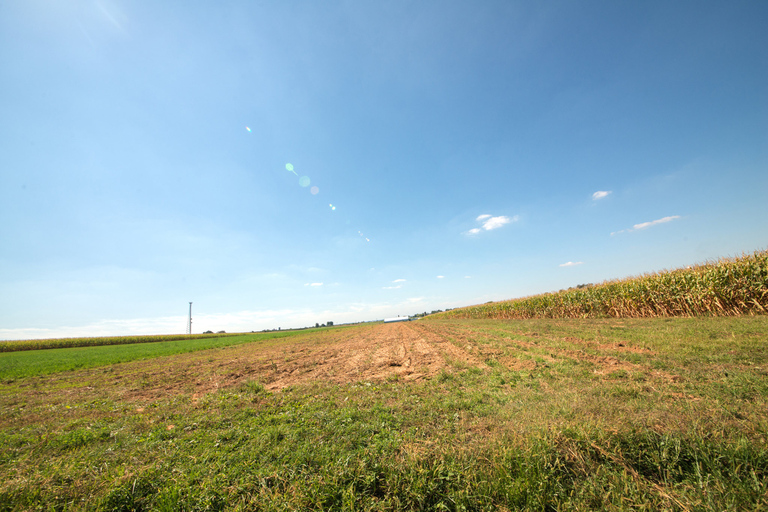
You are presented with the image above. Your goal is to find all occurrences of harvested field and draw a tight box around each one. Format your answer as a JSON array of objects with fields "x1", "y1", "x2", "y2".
[
  {"x1": 5, "y1": 320, "x2": 677, "y2": 412},
  {"x1": 2, "y1": 317, "x2": 767, "y2": 510}
]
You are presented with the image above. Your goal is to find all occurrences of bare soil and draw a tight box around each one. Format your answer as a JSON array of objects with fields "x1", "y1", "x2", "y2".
[{"x1": 6, "y1": 321, "x2": 674, "y2": 417}]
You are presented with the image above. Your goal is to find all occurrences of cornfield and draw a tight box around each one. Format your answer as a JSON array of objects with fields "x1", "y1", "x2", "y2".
[
  {"x1": 435, "y1": 250, "x2": 768, "y2": 320},
  {"x1": 0, "y1": 332, "x2": 241, "y2": 353}
]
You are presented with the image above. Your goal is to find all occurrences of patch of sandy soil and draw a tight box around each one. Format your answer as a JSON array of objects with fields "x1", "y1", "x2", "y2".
[
  {"x1": 13, "y1": 323, "x2": 484, "y2": 408},
  {"x1": 7, "y1": 321, "x2": 678, "y2": 412}
]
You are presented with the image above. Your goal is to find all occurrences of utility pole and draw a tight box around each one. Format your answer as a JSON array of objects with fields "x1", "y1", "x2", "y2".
[{"x1": 187, "y1": 302, "x2": 193, "y2": 334}]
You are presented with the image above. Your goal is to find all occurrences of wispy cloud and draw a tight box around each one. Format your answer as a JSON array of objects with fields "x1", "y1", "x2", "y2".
[
  {"x1": 633, "y1": 216, "x2": 681, "y2": 230},
  {"x1": 304, "y1": 282, "x2": 324, "y2": 287},
  {"x1": 383, "y1": 278, "x2": 406, "y2": 289},
  {"x1": 436, "y1": 275, "x2": 444, "y2": 279},
  {"x1": 559, "y1": 261, "x2": 584, "y2": 267},
  {"x1": 482, "y1": 215, "x2": 516, "y2": 230},
  {"x1": 612, "y1": 215, "x2": 681, "y2": 236},
  {"x1": 592, "y1": 191, "x2": 611, "y2": 200},
  {"x1": 467, "y1": 214, "x2": 519, "y2": 235}
]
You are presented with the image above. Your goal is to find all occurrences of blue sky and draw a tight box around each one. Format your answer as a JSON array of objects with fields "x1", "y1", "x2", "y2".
[{"x1": 1, "y1": 1, "x2": 766, "y2": 339}]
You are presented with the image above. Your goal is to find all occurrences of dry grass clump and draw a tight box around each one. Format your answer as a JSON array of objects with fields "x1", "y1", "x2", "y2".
[{"x1": 438, "y1": 250, "x2": 768, "y2": 320}]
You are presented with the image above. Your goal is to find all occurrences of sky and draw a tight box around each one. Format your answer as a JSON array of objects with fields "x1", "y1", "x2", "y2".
[{"x1": 1, "y1": 1, "x2": 767, "y2": 339}]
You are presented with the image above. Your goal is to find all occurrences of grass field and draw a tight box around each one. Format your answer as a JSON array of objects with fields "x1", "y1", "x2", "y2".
[
  {"x1": 1, "y1": 317, "x2": 767, "y2": 510},
  {"x1": 0, "y1": 330, "x2": 323, "y2": 381}
]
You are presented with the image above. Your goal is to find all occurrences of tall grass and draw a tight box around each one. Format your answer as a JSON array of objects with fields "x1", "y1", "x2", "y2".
[{"x1": 437, "y1": 250, "x2": 768, "y2": 320}]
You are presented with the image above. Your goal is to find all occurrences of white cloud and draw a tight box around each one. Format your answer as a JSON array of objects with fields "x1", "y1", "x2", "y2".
[
  {"x1": 559, "y1": 261, "x2": 584, "y2": 267},
  {"x1": 612, "y1": 215, "x2": 681, "y2": 236},
  {"x1": 436, "y1": 275, "x2": 444, "y2": 279},
  {"x1": 482, "y1": 215, "x2": 514, "y2": 230},
  {"x1": 466, "y1": 214, "x2": 519, "y2": 235},
  {"x1": 592, "y1": 191, "x2": 611, "y2": 200},
  {"x1": 384, "y1": 278, "x2": 406, "y2": 289},
  {"x1": 464, "y1": 276, "x2": 471, "y2": 279},
  {"x1": 633, "y1": 215, "x2": 681, "y2": 230}
]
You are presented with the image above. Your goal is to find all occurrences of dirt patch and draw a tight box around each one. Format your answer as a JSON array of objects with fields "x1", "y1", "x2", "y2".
[
  {"x1": 263, "y1": 322, "x2": 488, "y2": 390},
  {"x1": 264, "y1": 322, "x2": 452, "y2": 390},
  {"x1": 1, "y1": 321, "x2": 679, "y2": 416},
  {"x1": 14, "y1": 323, "x2": 486, "y2": 409}
]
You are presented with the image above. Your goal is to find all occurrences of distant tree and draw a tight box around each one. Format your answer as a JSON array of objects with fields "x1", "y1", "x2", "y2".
[
  {"x1": 217, "y1": 330, "x2": 226, "y2": 333},
  {"x1": 327, "y1": 321, "x2": 333, "y2": 326},
  {"x1": 203, "y1": 330, "x2": 213, "y2": 334},
  {"x1": 315, "y1": 323, "x2": 320, "y2": 328}
]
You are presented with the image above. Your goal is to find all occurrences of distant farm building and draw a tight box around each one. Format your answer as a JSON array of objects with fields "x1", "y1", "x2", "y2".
[{"x1": 384, "y1": 316, "x2": 410, "y2": 323}]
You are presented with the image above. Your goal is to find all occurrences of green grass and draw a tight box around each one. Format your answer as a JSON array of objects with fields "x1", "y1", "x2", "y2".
[
  {"x1": 0, "y1": 330, "x2": 311, "y2": 381},
  {"x1": 1, "y1": 317, "x2": 767, "y2": 510}
]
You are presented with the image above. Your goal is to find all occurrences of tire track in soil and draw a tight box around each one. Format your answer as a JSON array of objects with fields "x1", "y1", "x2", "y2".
[
  {"x1": 265, "y1": 322, "x2": 486, "y2": 391},
  {"x1": 21, "y1": 322, "x2": 489, "y2": 409},
  {"x1": 2, "y1": 321, "x2": 682, "y2": 417}
]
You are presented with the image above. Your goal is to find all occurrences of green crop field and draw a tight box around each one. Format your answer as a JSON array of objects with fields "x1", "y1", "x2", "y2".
[
  {"x1": 437, "y1": 250, "x2": 768, "y2": 321},
  {"x1": 1, "y1": 314, "x2": 767, "y2": 510},
  {"x1": 0, "y1": 330, "x2": 320, "y2": 381}
]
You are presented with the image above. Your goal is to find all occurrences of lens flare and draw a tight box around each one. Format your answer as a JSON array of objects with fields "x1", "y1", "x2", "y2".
[
  {"x1": 245, "y1": 126, "x2": 251, "y2": 132},
  {"x1": 274, "y1": 155, "x2": 371, "y2": 241}
]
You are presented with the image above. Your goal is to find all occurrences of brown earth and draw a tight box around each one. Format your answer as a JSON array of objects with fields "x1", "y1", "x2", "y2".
[{"x1": 6, "y1": 321, "x2": 675, "y2": 417}]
